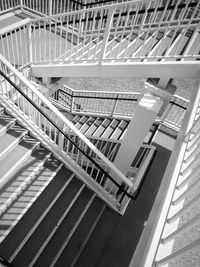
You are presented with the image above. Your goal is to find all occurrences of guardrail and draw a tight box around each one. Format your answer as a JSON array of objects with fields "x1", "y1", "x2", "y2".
[
  {"x1": 1, "y1": 0, "x2": 200, "y2": 69},
  {"x1": 0, "y1": 53, "x2": 138, "y2": 213},
  {"x1": 50, "y1": 84, "x2": 189, "y2": 131},
  {"x1": 51, "y1": 85, "x2": 141, "y2": 117}
]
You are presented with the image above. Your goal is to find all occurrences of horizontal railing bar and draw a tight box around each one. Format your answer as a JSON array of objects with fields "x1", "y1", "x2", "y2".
[
  {"x1": 169, "y1": 101, "x2": 188, "y2": 110},
  {"x1": 0, "y1": 18, "x2": 30, "y2": 37},
  {"x1": 62, "y1": 85, "x2": 141, "y2": 96}
]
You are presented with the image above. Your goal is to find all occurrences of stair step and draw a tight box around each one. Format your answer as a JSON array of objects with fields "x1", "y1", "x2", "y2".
[
  {"x1": 74, "y1": 206, "x2": 120, "y2": 267},
  {"x1": 132, "y1": 32, "x2": 162, "y2": 60},
  {"x1": 92, "y1": 118, "x2": 112, "y2": 138},
  {"x1": 101, "y1": 119, "x2": 120, "y2": 139},
  {"x1": 0, "y1": 167, "x2": 73, "y2": 259},
  {"x1": 79, "y1": 117, "x2": 96, "y2": 134},
  {"x1": 0, "y1": 113, "x2": 16, "y2": 136},
  {"x1": 0, "y1": 136, "x2": 39, "y2": 189},
  {"x1": 72, "y1": 115, "x2": 82, "y2": 124},
  {"x1": 74, "y1": 115, "x2": 89, "y2": 130},
  {"x1": 11, "y1": 179, "x2": 89, "y2": 267},
  {"x1": 145, "y1": 30, "x2": 174, "y2": 61},
  {"x1": 110, "y1": 120, "x2": 129, "y2": 140},
  {"x1": 0, "y1": 124, "x2": 27, "y2": 159},
  {"x1": 51, "y1": 196, "x2": 105, "y2": 267},
  {"x1": 183, "y1": 30, "x2": 200, "y2": 60},
  {"x1": 0, "y1": 155, "x2": 62, "y2": 242},
  {"x1": 164, "y1": 30, "x2": 190, "y2": 60},
  {"x1": 84, "y1": 117, "x2": 104, "y2": 136},
  {"x1": 29, "y1": 185, "x2": 94, "y2": 267}
]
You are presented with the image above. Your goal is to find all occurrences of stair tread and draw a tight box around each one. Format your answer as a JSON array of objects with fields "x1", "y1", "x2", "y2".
[
  {"x1": 85, "y1": 117, "x2": 103, "y2": 136},
  {"x1": 72, "y1": 115, "x2": 81, "y2": 124},
  {"x1": 12, "y1": 181, "x2": 91, "y2": 267},
  {"x1": 0, "y1": 155, "x2": 61, "y2": 241},
  {"x1": 31, "y1": 188, "x2": 96, "y2": 267},
  {"x1": 74, "y1": 116, "x2": 89, "y2": 129},
  {"x1": 75, "y1": 206, "x2": 120, "y2": 267},
  {"x1": 0, "y1": 166, "x2": 73, "y2": 259},
  {"x1": 92, "y1": 118, "x2": 111, "y2": 137},
  {"x1": 0, "y1": 124, "x2": 27, "y2": 156},
  {"x1": 101, "y1": 119, "x2": 120, "y2": 139},
  {"x1": 53, "y1": 196, "x2": 105, "y2": 267},
  {"x1": 110, "y1": 120, "x2": 129, "y2": 140},
  {"x1": 0, "y1": 136, "x2": 39, "y2": 184},
  {"x1": 0, "y1": 146, "x2": 50, "y2": 195},
  {"x1": 79, "y1": 117, "x2": 96, "y2": 134}
]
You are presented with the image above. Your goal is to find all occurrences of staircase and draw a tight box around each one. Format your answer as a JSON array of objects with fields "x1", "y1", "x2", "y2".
[
  {"x1": 1, "y1": 1, "x2": 200, "y2": 71},
  {"x1": 0, "y1": 104, "x2": 123, "y2": 267}
]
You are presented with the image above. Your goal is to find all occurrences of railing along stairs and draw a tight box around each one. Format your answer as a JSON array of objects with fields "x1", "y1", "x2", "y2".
[
  {"x1": 0, "y1": 53, "x2": 144, "y2": 214},
  {"x1": 1, "y1": 0, "x2": 200, "y2": 70},
  {"x1": 50, "y1": 83, "x2": 189, "y2": 132}
]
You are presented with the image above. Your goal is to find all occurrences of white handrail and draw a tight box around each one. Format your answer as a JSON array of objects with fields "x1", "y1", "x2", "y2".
[
  {"x1": 0, "y1": 53, "x2": 132, "y2": 186},
  {"x1": 1, "y1": 0, "x2": 200, "y2": 67}
]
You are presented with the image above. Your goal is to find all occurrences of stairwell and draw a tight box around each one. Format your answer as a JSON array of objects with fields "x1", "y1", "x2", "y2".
[{"x1": 0, "y1": 104, "x2": 124, "y2": 267}]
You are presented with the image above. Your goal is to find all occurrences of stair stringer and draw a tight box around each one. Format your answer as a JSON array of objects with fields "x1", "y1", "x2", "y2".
[{"x1": 0, "y1": 95, "x2": 122, "y2": 214}]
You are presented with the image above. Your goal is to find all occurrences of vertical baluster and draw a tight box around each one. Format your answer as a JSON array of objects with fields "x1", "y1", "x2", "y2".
[
  {"x1": 26, "y1": 22, "x2": 33, "y2": 64},
  {"x1": 48, "y1": 18, "x2": 52, "y2": 61}
]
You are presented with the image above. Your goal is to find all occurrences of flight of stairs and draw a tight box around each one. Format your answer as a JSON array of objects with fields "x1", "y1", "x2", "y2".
[
  {"x1": 54, "y1": 26, "x2": 200, "y2": 63},
  {"x1": 0, "y1": 104, "x2": 122, "y2": 267},
  {"x1": 60, "y1": 111, "x2": 157, "y2": 146}
]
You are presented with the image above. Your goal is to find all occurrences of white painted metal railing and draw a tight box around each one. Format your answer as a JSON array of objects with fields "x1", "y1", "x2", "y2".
[
  {"x1": 161, "y1": 94, "x2": 189, "y2": 131},
  {"x1": 0, "y1": 0, "x2": 20, "y2": 13},
  {"x1": 51, "y1": 85, "x2": 141, "y2": 117},
  {"x1": 130, "y1": 79, "x2": 200, "y2": 267},
  {"x1": 28, "y1": 0, "x2": 200, "y2": 64},
  {"x1": 1, "y1": 0, "x2": 200, "y2": 68},
  {"x1": 0, "y1": 54, "x2": 136, "y2": 213},
  {"x1": 50, "y1": 84, "x2": 189, "y2": 131}
]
